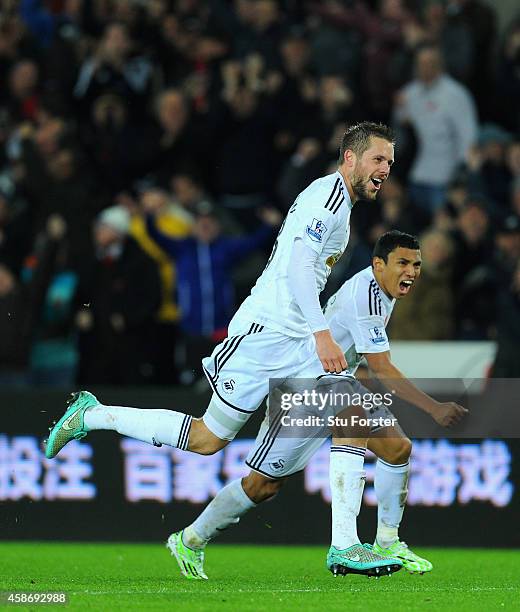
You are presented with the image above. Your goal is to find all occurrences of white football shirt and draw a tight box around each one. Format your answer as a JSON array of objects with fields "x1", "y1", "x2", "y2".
[
  {"x1": 233, "y1": 171, "x2": 353, "y2": 337},
  {"x1": 324, "y1": 266, "x2": 396, "y2": 373}
]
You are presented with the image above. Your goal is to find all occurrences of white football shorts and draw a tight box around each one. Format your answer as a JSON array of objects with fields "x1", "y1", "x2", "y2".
[
  {"x1": 201, "y1": 318, "x2": 319, "y2": 441},
  {"x1": 245, "y1": 375, "x2": 397, "y2": 479}
]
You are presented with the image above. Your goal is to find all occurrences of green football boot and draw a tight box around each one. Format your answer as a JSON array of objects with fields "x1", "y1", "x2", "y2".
[
  {"x1": 327, "y1": 543, "x2": 403, "y2": 577},
  {"x1": 167, "y1": 531, "x2": 208, "y2": 580},
  {"x1": 45, "y1": 391, "x2": 98, "y2": 459},
  {"x1": 373, "y1": 540, "x2": 433, "y2": 574}
]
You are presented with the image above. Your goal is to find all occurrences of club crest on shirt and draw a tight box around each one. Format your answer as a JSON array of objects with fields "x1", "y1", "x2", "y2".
[
  {"x1": 222, "y1": 379, "x2": 236, "y2": 394},
  {"x1": 369, "y1": 326, "x2": 386, "y2": 344},
  {"x1": 306, "y1": 218, "x2": 327, "y2": 243}
]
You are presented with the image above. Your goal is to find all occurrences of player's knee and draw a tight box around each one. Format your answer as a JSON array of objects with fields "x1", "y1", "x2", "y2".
[
  {"x1": 188, "y1": 419, "x2": 228, "y2": 455},
  {"x1": 383, "y1": 437, "x2": 412, "y2": 465},
  {"x1": 241, "y1": 472, "x2": 285, "y2": 504}
]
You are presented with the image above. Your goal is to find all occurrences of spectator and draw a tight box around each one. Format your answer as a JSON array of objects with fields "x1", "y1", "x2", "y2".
[
  {"x1": 418, "y1": 0, "x2": 475, "y2": 84},
  {"x1": 451, "y1": 198, "x2": 495, "y2": 338},
  {"x1": 234, "y1": 0, "x2": 286, "y2": 69},
  {"x1": 73, "y1": 21, "x2": 155, "y2": 122},
  {"x1": 496, "y1": 18, "x2": 520, "y2": 133},
  {"x1": 272, "y1": 31, "x2": 317, "y2": 152},
  {"x1": 145, "y1": 203, "x2": 281, "y2": 382},
  {"x1": 0, "y1": 186, "x2": 32, "y2": 274},
  {"x1": 357, "y1": 175, "x2": 429, "y2": 247},
  {"x1": 466, "y1": 123, "x2": 514, "y2": 213},
  {"x1": 512, "y1": 177, "x2": 520, "y2": 219},
  {"x1": 309, "y1": 0, "x2": 413, "y2": 122},
  {"x1": 148, "y1": 88, "x2": 209, "y2": 185},
  {"x1": 20, "y1": 0, "x2": 61, "y2": 49},
  {"x1": 277, "y1": 137, "x2": 328, "y2": 210},
  {"x1": 170, "y1": 172, "x2": 241, "y2": 232},
  {"x1": 75, "y1": 206, "x2": 161, "y2": 385},
  {"x1": 492, "y1": 260, "x2": 520, "y2": 377},
  {"x1": 214, "y1": 61, "x2": 279, "y2": 229},
  {"x1": 444, "y1": 0, "x2": 497, "y2": 108},
  {"x1": 494, "y1": 214, "x2": 520, "y2": 282},
  {"x1": 6, "y1": 59, "x2": 40, "y2": 123},
  {"x1": 506, "y1": 141, "x2": 520, "y2": 190},
  {"x1": 307, "y1": 0, "x2": 363, "y2": 77},
  {"x1": 130, "y1": 187, "x2": 194, "y2": 383},
  {"x1": 313, "y1": 74, "x2": 361, "y2": 141},
  {"x1": 80, "y1": 93, "x2": 152, "y2": 196},
  {"x1": 394, "y1": 44, "x2": 478, "y2": 214},
  {"x1": 0, "y1": 214, "x2": 66, "y2": 386},
  {"x1": 0, "y1": 13, "x2": 39, "y2": 99},
  {"x1": 26, "y1": 143, "x2": 103, "y2": 267},
  {"x1": 29, "y1": 226, "x2": 79, "y2": 386}
]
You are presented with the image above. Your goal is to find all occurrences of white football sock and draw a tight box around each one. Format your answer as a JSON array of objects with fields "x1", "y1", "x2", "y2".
[
  {"x1": 375, "y1": 457, "x2": 410, "y2": 548},
  {"x1": 84, "y1": 404, "x2": 192, "y2": 450},
  {"x1": 183, "y1": 479, "x2": 256, "y2": 549},
  {"x1": 329, "y1": 444, "x2": 366, "y2": 550}
]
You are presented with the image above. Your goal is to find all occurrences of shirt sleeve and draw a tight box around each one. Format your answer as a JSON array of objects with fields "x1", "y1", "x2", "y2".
[
  {"x1": 337, "y1": 278, "x2": 390, "y2": 354},
  {"x1": 350, "y1": 314, "x2": 390, "y2": 354},
  {"x1": 287, "y1": 238, "x2": 329, "y2": 333}
]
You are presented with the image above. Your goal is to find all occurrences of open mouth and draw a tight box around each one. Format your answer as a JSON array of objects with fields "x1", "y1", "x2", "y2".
[
  {"x1": 399, "y1": 279, "x2": 414, "y2": 294},
  {"x1": 371, "y1": 177, "x2": 383, "y2": 190}
]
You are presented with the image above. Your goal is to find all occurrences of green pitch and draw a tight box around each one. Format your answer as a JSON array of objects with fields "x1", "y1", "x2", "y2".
[{"x1": 1, "y1": 543, "x2": 519, "y2": 611}]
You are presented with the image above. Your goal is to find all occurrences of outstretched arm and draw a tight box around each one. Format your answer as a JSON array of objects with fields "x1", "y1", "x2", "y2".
[{"x1": 365, "y1": 351, "x2": 467, "y2": 427}]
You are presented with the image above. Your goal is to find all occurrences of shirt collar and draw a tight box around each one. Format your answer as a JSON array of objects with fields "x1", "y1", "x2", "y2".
[
  {"x1": 368, "y1": 267, "x2": 395, "y2": 309},
  {"x1": 335, "y1": 170, "x2": 353, "y2": 210}
]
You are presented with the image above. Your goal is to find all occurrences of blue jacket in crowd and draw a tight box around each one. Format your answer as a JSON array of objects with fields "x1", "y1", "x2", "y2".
[{"x1": 146, "y1": 215, "x2": 274, "y2": 337}]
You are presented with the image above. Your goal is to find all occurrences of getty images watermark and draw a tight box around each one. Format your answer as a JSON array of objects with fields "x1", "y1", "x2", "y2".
[
  {"x1": 278, "y1": 386, "x2": 397, "y2": 430},
  {"x1": 268, "y1": 377, "x2": 520, "y2": 439}
]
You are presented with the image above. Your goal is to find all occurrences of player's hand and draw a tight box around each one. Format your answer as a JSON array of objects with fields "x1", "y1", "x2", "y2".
[
  {"x1": 314, "y1": 329, "x2": 348, "y2": 374},
  {"x1": 431, "y1": 401, "x2": 468, "y2": 428}
]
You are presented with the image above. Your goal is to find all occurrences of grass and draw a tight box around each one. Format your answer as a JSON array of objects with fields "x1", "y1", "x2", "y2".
[{"x1": 1, "y1": 543, "x2": 519, "y2": 611}]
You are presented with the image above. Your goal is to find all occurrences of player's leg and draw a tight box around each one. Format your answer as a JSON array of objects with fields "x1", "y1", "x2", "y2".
[
  {"x1": 325, "y1": 376, "x2": 403, "y2": 577},
  {"x1": 368, "y1": 425, "x2": 433, "y2": 573},
  {"x1": 184, "y1": 471, "x2": 283, "y2": 546},
  {"x1": 45, "y1": 323, "x2": 272, "y2": 459},
  {"x1": 168, "y1": 400, "x2": 323, "y2": 581},
  {"x1": 327, "y1": 431, "x2": 401, "y2": 577},
  {"x1": 168, "y1": 471, "x2": 285, "y2": 580},
  {"x1": 329, "y1": 433, "x2": 368, "y2": 552},
  {"x1": 368, "y1": 425, "x2": 411, "y2": 548},
  {"x1": 327, "y1": 382, "x2": 374, "y2": 551},
  {"x1": 45, "y1": 391, "x2": 229, "y2": 459}
]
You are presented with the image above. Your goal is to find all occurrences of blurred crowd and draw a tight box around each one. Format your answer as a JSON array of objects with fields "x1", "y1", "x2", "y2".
[{"x1": 0, "y1": 0, "x2": 519, "y2": 386}]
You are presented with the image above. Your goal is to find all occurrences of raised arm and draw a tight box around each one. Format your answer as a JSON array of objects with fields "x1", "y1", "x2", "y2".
[
  {"x1": 223, "y1": 207, "x2": 282, "y2": 260},
  {"x1": 145, "y1": 214, "x2": 182, "y2": 258}
]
